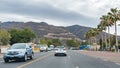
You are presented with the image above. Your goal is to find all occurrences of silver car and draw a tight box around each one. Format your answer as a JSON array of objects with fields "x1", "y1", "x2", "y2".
[
  {"x1": 3, "y1": 43, "x2": 34, "y2": 62},
  {"x1": 54, "y1": 47, "x2": 67, "y2": 56}
]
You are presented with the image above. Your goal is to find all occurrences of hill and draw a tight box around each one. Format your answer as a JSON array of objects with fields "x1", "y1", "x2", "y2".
[
  {"x1": 65, "y1": 25, "x2": 91, "y2": 40},
  {"x1": 1, "y1": 21, "x2": 75, "y2": 39},
  {"x1": 1, "y1": 21, "x2": 120, "y2": 40}
]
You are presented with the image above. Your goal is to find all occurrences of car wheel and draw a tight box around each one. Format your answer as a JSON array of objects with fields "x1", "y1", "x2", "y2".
[
  {"x1": 4, "y1": 59, "x2": 9, "y2": 63},
  {"x1": 23, "y1": 54, "x2": 27, "y2": 62},
  {"x1": 30, "y1": 53, "x2": 34, "y2": 59},
  {"x1": 54, "y1": 54, "x2": 57, "y2": 56},
  {"x1": 64, "y1": 54, "x2": 67, "y2": 56}
]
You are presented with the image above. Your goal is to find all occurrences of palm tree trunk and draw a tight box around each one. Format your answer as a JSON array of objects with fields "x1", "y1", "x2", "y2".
[
  {"x1": 108, "y1": 26, "x2": 111, "y2": 51},
  {"x1": 105, "y1": 30, "x2": 107, "y2": 50},
  {"x1": 115, "y1": 22, "x2": 119, "y2": 52},
  {"x1": 101, "y1": 32, "x2": 104, "y2": 50},
  {"x1": 95, "y1": 37, "x2": 97, "y2": 51}
]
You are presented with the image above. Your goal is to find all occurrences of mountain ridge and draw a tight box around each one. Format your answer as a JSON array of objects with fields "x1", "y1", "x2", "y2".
[{"x1": 1, "y1": 21, "x2": 120, "y2": 40}]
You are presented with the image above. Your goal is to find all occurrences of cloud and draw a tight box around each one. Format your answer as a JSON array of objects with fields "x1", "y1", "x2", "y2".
[
  {"x1": 0, "y1": 0, "x2": 120, "y2": 28},
  {"x1": 0, "y1": 0, "x2": 99, "y2": 27}
]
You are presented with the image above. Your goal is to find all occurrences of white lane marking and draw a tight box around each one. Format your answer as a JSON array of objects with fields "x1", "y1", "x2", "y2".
[
  {"x1": 76, "y1": 66, "x2": 79, "y2": 68},
  {"x1": 116, "y1": 63, "x2": 120, "y2": 65}
]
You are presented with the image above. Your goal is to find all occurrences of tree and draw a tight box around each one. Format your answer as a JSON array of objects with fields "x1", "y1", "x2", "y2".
[
  {"x1": 9, "y1": 28, "x2": 36, "y2": 45},
  {"x1": 97, "y1": 21, "x2": 106, "y2": 50},
  {"x1": 108, "y1": 8, "x2": 120, "y2": 52},
  {"x1": 84, "y1": 29, "x2": 93, "y2": 45},
  {"x1": 21, "y1": 28, "x2": 36, "y2": 42},
  {"x1": 40, "y1": 38, "x2": 52, "y2": 46},
  {"x1": 66, "y1": 39, "x2": 77, "y2": 47},
  {"x1": 84, "y1": 28, "x2": 99, "y2": 50},
  {"x1": 52, "y1": 39, "x2": 61, "y2": 47},
  {"x1": 98, "y1": 15, "x2": 114, "y2": 50},
  {"x1": 0, "y1": 29, "x2": 11, "y2": 45},
  {"x1": 106, "y1": 14, "x2": 114, "y2": 49},
  {"x1": 100, "y1": 15, "x2": 109, "y2": 49}
]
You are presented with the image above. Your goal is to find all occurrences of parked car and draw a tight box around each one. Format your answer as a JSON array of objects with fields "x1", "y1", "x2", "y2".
[
  {"x1": 3, "y1": 43, "x2": 34, "y2": 63},
  {"x1": 54, "y1": 46, "x2": 67, "y2": 56}
]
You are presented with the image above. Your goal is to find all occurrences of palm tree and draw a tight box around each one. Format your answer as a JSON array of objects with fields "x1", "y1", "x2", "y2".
[
  {"x1": 91, "y1": 28, "x2": 99, "y2": 50},
  {"x1": 85, "y1": 28, "x2": 99, "y2": 50},
  {"x1": 106, "y1": 14, "x2": 114, "y2": 50},
  {"x1": 97, "y1": 21, "x2": 106, "y2": 50},
  {"x1": 84, "y1": 30, "x2": 92, "y2": 45},
  {"x1": 99, "y1": 15, "x2": 109, "y2": 50},
  {"x1": 108, "y1": 8, "x2": 120, "y2": 52}
]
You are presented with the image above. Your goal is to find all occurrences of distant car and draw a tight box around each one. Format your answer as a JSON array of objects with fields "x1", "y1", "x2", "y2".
[
  {"x1": 47, "y1": 47, "x2": 52, "y2": 51},
  {"x1": 40, "y1": 45, "x2": 48, "y2": 52},
  {"x1": 49, "y1": 45, "x2": 54, "y2": 50},
  {"x1": 70, "y1": 47, "x2": 79, "y2": 50},
  {"x1": 3, "y1": 43, "x2": 34, "y2": 63},
  {"x1": 54, "y1": 46, "x2": 67, "y2": 56}
]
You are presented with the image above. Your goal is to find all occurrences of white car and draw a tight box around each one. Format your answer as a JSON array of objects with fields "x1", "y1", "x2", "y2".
[
  {"x1": 54, "y1": 48, "x2": 67, "y2": 56},
  {"x1": 40, "y1": 45, "x2": 48, "y2": 52}
]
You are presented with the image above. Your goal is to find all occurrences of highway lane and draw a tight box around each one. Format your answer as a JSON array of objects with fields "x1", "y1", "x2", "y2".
[
  {"x1": 0, "y1": 52, "x2": 52, "y2": 68},
  {"x1": 0, "y1": 50, "x2": 120, "y2": 68},
  {"x1": 21, "y1": 50, "x2": 120, "y2": 68}
]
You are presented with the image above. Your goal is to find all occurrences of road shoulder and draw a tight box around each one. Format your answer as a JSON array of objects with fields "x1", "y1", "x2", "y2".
[{"x1": 79, "y1": 50, "x2": 120, "y2": 65}]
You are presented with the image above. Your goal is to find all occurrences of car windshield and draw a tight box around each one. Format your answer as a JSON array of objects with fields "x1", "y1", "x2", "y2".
[
  {"x1": 56, "y1": 46, "x2": 64, "y2": 49},
  {"x1": 10, "y1": 44, "x2": 26, "y2": 49}
]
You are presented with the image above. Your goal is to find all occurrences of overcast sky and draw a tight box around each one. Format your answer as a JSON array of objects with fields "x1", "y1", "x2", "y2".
[{"x1": 0, "y1": 0, "x2": 120, "y2": 35}]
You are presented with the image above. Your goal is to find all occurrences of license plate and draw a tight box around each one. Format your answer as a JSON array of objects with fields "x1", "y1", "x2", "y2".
[{"x1": 10, "y1": 56, "x2": 14, "y2": 57}]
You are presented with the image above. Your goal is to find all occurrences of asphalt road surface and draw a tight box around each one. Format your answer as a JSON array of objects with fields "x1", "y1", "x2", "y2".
[{"x1": 0, "y1": 50, "x2": 120, "y2": 68}]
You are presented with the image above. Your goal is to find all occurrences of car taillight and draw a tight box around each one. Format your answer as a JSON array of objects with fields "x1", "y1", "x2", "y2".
[{"x1": 63, "y1": 48, "x2": 66, "y2": 50}]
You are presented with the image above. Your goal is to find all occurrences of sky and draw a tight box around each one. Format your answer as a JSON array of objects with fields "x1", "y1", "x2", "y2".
[{"x1": 0, "y1": 0, "x2": 120, "y2": 35}]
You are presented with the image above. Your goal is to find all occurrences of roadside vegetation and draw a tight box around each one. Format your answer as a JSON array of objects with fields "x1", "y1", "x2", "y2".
[
  {"x1": 39, "y1": 38, "x2": 81, "y2": 48},
  {"x1": 9, "y1": 28, "x2": 36, "y2": 45},
  {"x1": 0, "y1": 29, "x2": 11, "y2": 45},
  {"x1": 0, "y1": 28, "x2": 36, "y2": 46},
  {"x1": 84, "y1": 8, "x2": 120, "y2": 52}
]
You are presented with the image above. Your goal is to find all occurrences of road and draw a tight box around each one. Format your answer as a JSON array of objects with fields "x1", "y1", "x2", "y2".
[{"x1": 0, "y1": 50, "x2": 120, "y2": 68}]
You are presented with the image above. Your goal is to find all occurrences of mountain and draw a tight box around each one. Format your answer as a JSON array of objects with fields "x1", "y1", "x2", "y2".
[
  {"x1": 65, "y1": 25, "x2": 120, "y2": 40},
  {"x1": 65, "y1": 25, "x2": 91, "y2": 40},
  {"x1": 1, "y1": 21, "x2": 120, "y2": 40},
  {"x1": 1, "y1": 21, "x2": 75, "y2": 39}
]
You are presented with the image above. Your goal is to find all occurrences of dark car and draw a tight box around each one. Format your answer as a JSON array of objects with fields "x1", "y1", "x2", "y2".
[{"x1": 3, "y1": 43, "x2": 34, "y2": 63}]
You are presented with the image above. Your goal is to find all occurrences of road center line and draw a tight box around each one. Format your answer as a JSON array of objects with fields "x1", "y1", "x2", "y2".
[{"x1": 17, "y1": 53, "x2": 52, "y2": 68}]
